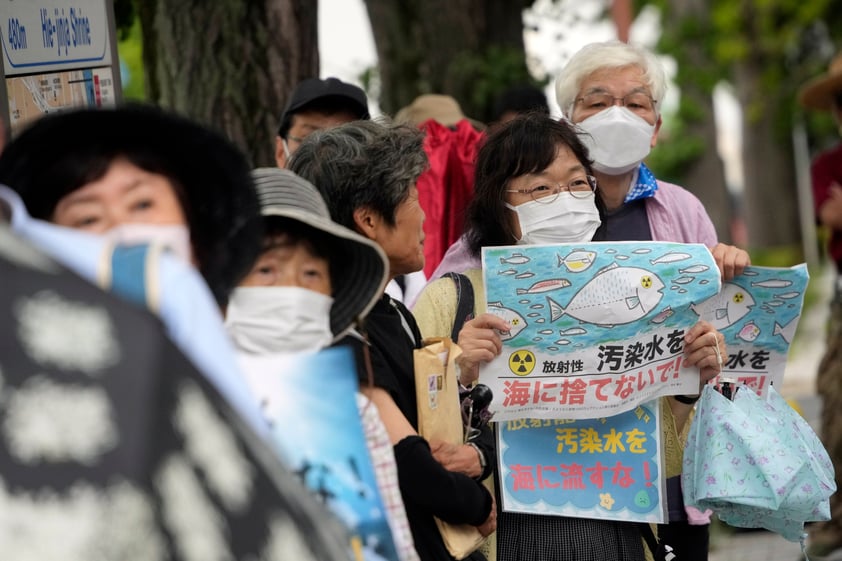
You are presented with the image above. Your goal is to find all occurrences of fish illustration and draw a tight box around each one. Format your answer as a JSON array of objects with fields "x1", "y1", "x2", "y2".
[
  {"x1": 515, "y1": 272, "x2": 535, "y2": 279},
  {"x1": 519, "y1": 299, "x2": 530, "y2": 305},
  {"x1": 650, "y1": 252, "x2": 692, "y2": 265},
  {"x1": 559, "y1": 327, "x2": 588, "y2": 336},
  {"x1": 529, "y1": 304, "x2": 545, "y2": 309},
  {"x1": 767, "y1": 300, "x2": 784, "y2": 307},
  {"x1": 547, "y1": 346, "x2": 559, "y2": 351},
  {"x1": 527, "y1": 312, "x2": 541, "y2": 318},
  {"x1": 679, "y1": 264, "x2": 710, "y2": 274},
  {"x1": 616, "y1": 255, "x2": 629, "y2": 260},
  {"x1": 547, "y1": 264, "x2": 665, "y2": 326},
  {"x1": 500, "y1": 253, "x2": 530, "y2": 265},
  {"x1": 673, "y1": 276, "x2": 695, "y2": 285},
  {"x1": 487, "y1": 302, "x2": 527, "y2": 341},
  {"x1": 750, "y1": 279, "x2": 793, "y2": 289},
  {"x1": 773, "y1": 318, "x2": 798, "y2": 344},
  {"x1": 538, "y1": 329, "x2": 554, "y2": 335},
  {"x1": 557, "y1": 250, "x2": 597, "y2": 273},
  {"x1": 736, "y1": 321, "x2": 761, "y2": 342},
  {"x1": 516, "y1": 278, "x2": 572, "y2": 295},
  {"x1": 649, "y1": 306, "x2": 674, "y2": 324},
  {"x1": 554, "y1": 339, "x2": 572, "y2": 346},
  {"x1": 776, "y1": 291, "x2": 800, "y2": 300},
  {"x1": 690, "y1": 282, "x2": 755, "y2": 330},
  {"x1": 632, "y1": 248, "x2": 652, "y2": 254},
  {"x1": 742, "y1": 270, "x2": 759, "y2": 276},
  {"x1": 499, "y1": 268, "x2": 518, "y2": 276}
]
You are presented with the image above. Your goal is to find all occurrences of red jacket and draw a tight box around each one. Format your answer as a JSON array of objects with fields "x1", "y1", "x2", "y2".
[{"x1": 416, "y1": 119, "x2": 485, "y2": 278}]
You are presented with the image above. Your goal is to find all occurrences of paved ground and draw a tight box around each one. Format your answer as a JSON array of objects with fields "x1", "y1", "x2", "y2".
[
  {"x1": 709, "y1": 529, "x2": 806, "y2": 561},
  {"x1": 707, "y1": 264, "x2": 833, "y2": 561}
]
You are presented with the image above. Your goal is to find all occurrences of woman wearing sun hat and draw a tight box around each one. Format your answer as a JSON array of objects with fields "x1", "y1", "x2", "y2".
[
  {"x1": 799, "y1": 52, "x2": 842, "y2": 560},
  {"x1": 224, "y1": 167, "x2": 420, "y2": 561}
]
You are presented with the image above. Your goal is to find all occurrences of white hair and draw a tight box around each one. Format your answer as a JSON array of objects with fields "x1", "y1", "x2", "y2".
[{"x1": 555, "y1": 41, "x2": 667, "y2": 118}]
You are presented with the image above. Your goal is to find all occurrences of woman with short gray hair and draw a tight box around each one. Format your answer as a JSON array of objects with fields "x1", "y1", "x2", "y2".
[{"x1": 291, "y1": 120, "x2": 497, "y2": 561}]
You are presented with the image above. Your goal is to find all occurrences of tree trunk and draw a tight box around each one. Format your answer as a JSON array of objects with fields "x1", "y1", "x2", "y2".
[
  {"x1": 734, "y1": 58, "x2": 801, "y2": 249},
  {"x1": 363, "y1": 0, "x2": 532, "y2": 121},
  {"x1": 657, "y1": 0, "x2": 734, "y2": 243},
  {"x1": 137, "y1": 0, "x2": 319, "y2": 167}
]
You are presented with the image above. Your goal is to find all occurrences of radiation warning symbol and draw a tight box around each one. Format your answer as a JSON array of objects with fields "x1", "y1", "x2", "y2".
[
  {"x1": 733, "y1": 292, "x2": 744, "y2": 303},
  {"x1": 508, "y1": 350, "x2": 536, "y2": 376}
]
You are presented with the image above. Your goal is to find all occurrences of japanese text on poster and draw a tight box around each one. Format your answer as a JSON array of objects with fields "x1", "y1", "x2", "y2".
[
  {"x1": 694, "y1": 264, "x2": 808, "y2": 395},
  {"x1": 482, "y1": 242, "x2": 721, "y2": 420},
  {"x1": 498, "y1": 401, "x2": 666, "y2": 523}
]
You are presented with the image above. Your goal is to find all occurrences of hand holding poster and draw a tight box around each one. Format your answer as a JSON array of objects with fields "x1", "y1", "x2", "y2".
[{"x1": 481, "y1": 241, "x2": 721, "y2": 421}]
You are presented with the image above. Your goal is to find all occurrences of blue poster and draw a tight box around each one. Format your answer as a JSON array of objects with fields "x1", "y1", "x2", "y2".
[
  {"x1": 692, "y1": 264, "x2": 809, "y2": 395},
  {"x1": 499, "y1": 401, "x2": 665, "y2": 523},
  {"x1": 238, "y1": 347, "x2": 399, "y2": 561}
]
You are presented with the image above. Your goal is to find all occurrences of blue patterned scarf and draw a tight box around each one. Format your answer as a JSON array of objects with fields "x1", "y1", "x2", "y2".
[{"x1": 624, "y1": 162, "x2": 659, "y2": 202}]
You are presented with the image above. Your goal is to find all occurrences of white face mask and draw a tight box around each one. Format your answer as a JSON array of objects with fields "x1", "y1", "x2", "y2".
[
  {"x1": 577, "y1": 106, "x2": 656, "y2": 176},
  {"x1": 225, "y1": 286, "x2": 334, "y2": 355},
  {"x1": 506, "y1": 192, "x2": 601, "y2": 245},
  {"x1": 105, "y1": 223, "x2": 193, "y2": 264}
]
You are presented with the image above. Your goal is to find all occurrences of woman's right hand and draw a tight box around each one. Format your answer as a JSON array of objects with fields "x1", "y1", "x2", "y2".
[
  {"x1": 475, "y1": 495, "x2": 497, "y2": 537},
  {"x1": 455, "y1": 313, "x2": 509, "y2": 386}
]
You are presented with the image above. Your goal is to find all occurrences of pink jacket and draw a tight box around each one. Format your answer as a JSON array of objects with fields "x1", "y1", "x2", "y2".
[{"x1": 429, "y1": 179, "x2": 718, "y2": 280}]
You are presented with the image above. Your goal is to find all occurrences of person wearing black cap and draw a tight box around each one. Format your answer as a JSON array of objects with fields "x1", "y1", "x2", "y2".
[
  {"x1": 799, "y1": 53, "x2": 842, "y2": 561},
  {"x1": 275, "y1": 77, "x2": 370, "y2": 168}
]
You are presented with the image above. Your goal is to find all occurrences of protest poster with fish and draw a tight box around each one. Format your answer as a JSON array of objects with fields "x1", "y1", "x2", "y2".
[
  {"x1": 482, "y1": 242, "x2": 721, "y2": 420},
  {"x1": 691, "y1": 264, "x2": 809, "y2": 395}
]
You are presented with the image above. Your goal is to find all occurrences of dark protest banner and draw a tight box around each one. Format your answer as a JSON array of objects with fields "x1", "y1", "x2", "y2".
[{"x1": 0, "y1": 227, "x2": 351, "y2": 560}]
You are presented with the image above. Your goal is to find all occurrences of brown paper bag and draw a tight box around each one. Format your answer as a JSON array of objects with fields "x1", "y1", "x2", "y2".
[{"x1": 414, "y1": 337, "x2": 485, "y2": 560}]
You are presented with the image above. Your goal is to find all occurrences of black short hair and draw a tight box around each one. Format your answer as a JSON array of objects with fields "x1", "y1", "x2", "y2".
[
  {"x1": 466, "y1": 113, "x2": 594, "y2": 256},
  {"x1": 493, "y1": 85, "x2": 550, "y2": 121},
  {"x1": 0, "y1": 104, "x2": 262, "y2": 307}
]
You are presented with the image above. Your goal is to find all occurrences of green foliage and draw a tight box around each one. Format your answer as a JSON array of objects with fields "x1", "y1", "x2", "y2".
[
  {"x1": 749, "y1": 244, "x2": 805, "y2": 267},
  {"x1": 448, "y1": 45, "x2": 548, "y2": 123},
  {"x1": 113, "y1": 0, "x2": 136, "y2": 41},
  {"x1": 117, "y1": 16, "x2": 146, "y2": 101},
  {"x1": 645, "y1": 114, "x2": 706, "y2": 183},
  {"x1": 639, "y1": 0, "x2": 840, "y2": 187}
]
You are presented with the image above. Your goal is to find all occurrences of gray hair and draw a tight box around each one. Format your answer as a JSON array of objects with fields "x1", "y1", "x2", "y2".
[
  {"x1": 288, "y1": 119, "x2": 427, "y2": 231},
  {"x1": 555, "y1": 41, "x2": 667, "y2": 118}
]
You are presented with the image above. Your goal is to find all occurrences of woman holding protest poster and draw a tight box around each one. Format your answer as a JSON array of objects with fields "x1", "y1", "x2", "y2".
[{"x1": 412, "y1": 112, "x2": 729, "y2": 561}]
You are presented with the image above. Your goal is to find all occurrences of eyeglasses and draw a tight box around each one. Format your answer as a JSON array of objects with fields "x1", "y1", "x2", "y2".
[
  {"x1": 575, "y1": 92, "x2": 657, "y2": 115},
  {"x1": 506, "y1": 175, "x2": 597, "y2": 204}
]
